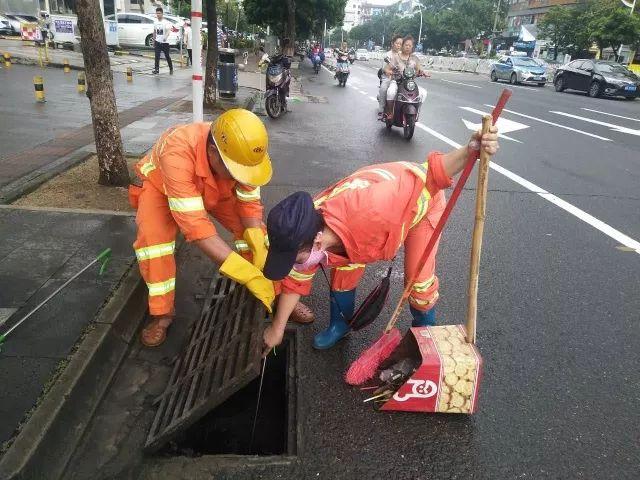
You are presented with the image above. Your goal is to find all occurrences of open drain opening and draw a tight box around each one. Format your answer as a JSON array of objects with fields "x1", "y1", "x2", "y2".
[{"x1": 160, "y1": 333, "x2": 296, "y2": 457}]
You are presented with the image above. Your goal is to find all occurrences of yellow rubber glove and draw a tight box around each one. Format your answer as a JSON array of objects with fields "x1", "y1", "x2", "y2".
[
  {"x1": 243, "y1": 227, "x2": 268, "y2": 271},
  {"x1": 219, "y1": 252, "x2": 275, "y2": 313}
]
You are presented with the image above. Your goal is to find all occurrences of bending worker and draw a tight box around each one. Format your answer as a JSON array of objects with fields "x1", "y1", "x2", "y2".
[
  {"x1": 129, "y1": 109, "x2": 275, "y2": 347},
  {"x1": 261, "y1": 126, "x2": 499, "y2": 352}
]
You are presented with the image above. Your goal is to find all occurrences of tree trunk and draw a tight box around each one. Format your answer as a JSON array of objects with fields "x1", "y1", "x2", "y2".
[
  {"x1": 76, "y1": 0, "x2": 129, "y2": 187},
  {"x1": 285, "y1": 0, "x2": 296, "y2": 56},
  {"x1": 204, "y1": 0, "x2": 218, "y2": 107}
]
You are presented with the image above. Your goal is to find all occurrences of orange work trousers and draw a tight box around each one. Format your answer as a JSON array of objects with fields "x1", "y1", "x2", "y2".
[
  {"x1": 330, "y1": 190, "x2": 445, "y2": 312},
  {"x1": 132, "y1": 182, "x2": 248, "y2": 317}
]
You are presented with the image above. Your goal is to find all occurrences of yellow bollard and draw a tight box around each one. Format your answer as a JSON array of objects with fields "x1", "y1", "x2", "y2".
[
  {"x1": 126, "y1": 66, "x2": 133, "y2": 82},
  {"x1": 3, "y1": 52, "x2": 11, "y2": 67},
  {"x1": 63, "y1": 59, "x2": 70, "y2": 73},
  {"x1": 33, "y1": 75, "x2": 45, "y2": 103},
  {"x1": 77, "y1": 72, "x2": 86, "y2": 94},
  {"x1": 37, "y1": 45, "x2": 43, "y2": 68}
]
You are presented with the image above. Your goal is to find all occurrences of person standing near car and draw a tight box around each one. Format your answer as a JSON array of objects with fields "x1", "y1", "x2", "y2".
[
  {"x1": 183, "y1": 19, "x2": 192, "y2": 66},
  {"x1": 152, "y1": 7, "x2": 173, "y2": 75}
]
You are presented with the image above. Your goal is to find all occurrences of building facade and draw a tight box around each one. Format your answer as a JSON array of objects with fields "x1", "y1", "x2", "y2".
[{"x1": 342, "y1": 0, "x2": 363, "y2": 31}]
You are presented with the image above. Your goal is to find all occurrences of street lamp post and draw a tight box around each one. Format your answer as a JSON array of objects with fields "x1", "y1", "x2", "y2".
[{"x1": 417, "y1": 5, "x2": 423, "y2": 50}]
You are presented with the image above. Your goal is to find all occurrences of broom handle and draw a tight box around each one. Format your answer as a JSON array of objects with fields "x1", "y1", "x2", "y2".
[
  {"x1": 383, "y1": 89, "x2": 511, "y2": 334},
  {"x1": 466, "y1": 115, "x2": 492, "y2": 345}
]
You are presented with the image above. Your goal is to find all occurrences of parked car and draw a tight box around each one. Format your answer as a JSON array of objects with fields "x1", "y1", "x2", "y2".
[
  {"x1": 105, "y1": 13, "x2": 180, "y2": 47},
  {"x1": 554, "y1": 59, "x2": 640, "y2": 99},
  {"x1": 355, "y1": 48, "x2": 368, "y2": 61},
  {"x1": 490, "y1": 55, "x2": 547, "y2": 86},
  {"x1": 0, "y1": 14, "x2": 14, "y2": 35},
  {"x1": 4, "y1": 13, "x2": 39, "y2": 35}
]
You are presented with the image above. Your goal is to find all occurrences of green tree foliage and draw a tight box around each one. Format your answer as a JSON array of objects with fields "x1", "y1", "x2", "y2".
[
  {"x1": 587, "y1": 0, "x2": 640, "y2": 60},
  {"x1": 244, "y1": 0, "x2": 347, "y2": 39},
  {"x1": 538, "y1": 5, "x2": 591, "y2": 60}
]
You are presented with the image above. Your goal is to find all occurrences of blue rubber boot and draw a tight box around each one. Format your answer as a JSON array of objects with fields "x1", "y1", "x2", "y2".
[
  {"x1": 313, "y1": 289, "x2": 355, "y2": 350},
  {"x1": 411, "y1": 306, "x2": 436, "y2": 327}
]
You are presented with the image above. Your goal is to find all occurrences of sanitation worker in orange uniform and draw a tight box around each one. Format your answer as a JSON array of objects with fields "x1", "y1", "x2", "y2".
[
  {"x1": 261, "y1": 126, "x2": 499, "y2": 353},
  {"x1": 130, "y1": 109, "x2": 278, "y2": 347}
]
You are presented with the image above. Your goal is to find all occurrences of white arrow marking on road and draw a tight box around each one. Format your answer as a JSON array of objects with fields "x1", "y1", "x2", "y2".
[
  {"x1": 483, "y1": 105, "x2": 612, "y2": 141},
  {"x1": 581, "y1": 108, "x2": 640, "y2": 123},
  {"x1": 460, "y1": 106, "x2": 528, "y2": 142},
  {"x1": 550, "y1": 111, "x2": 640, "y2": 136}
]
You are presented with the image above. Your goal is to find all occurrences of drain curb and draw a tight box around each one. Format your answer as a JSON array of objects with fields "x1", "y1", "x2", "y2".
[{"x1": 0, "y1": 264, "x2": 148, "y2": 480}]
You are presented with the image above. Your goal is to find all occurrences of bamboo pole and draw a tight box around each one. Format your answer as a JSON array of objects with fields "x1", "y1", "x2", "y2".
[{"x1": 466, "y1": 115, "x2": 493, "y2": 345}]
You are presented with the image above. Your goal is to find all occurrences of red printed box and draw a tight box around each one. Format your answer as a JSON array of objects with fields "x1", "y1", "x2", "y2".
[{"x1": 380, "y1": 325, "x2": 483, "y2": 414}]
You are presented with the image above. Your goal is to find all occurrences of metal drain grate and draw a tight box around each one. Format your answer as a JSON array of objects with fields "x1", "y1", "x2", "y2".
[{"x1": 144, "y1": 272, "x2": 265, "y2": 453}]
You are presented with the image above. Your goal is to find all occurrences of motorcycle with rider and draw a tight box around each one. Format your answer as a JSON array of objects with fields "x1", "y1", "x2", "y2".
[
  {"x1": 380, "y1": 35, "x2": 429, "y2": 140},
  {"x1": 334, "y1": 42, "x2": 350, "y2": 87},
  {"x1": 259, "y1": 51, "x2": 292, "y2": 119}
]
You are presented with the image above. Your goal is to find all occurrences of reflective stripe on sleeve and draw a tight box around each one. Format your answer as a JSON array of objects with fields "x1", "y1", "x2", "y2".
[
  {"x1": 168, "y1": 196, "x2": 205, "y2": 212},
  {"x1": 147, "y1": 278, "x2": 176, "y2": 296},
  {"x1": 140, "y1": 160, "x2": 156, "y2": 176},
  {"x1": 400, "y1": 161, "x2": 428, "y2": 183},
  {"x1": 368, "y1": 168, "x2": 396, "y2": 181},
  {"x1": 288, "y1": 269, "x2": 315, "y2": 282},
  {"x1": 412, "y1": 275, "x2": 435, "y2": 292},
  {"x1": 235, "y1": 240, "x2": 250, "y2": 252},
  {"x1": 336, "y1": 263, "x2": 365, "y2": 271},
  {"x1": 235, "y1": 186, "x2": 261, "y2": 202},
  {"x1": 410, "y1": 188, "x2": 431, "y2": 228},
  {"x1": 135, "y1": 241, "x2": 176, "y2": 262}
]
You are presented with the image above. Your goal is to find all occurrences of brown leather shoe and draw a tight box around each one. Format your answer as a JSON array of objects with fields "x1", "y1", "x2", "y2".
[
  {"x1": 289, "y1": 301, "x2": 315, "y2": 324},
  {"x1": 140, "y1": 316, "x2": 173, "y2": 347}
]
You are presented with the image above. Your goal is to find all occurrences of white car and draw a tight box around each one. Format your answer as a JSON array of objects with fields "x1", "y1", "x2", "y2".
[
  {"x1": 105, "y1": 13, "x2": 180, "y2": 47},
  {"x1": 356, "y1": 48, "x2": 369, "y2": 61}
]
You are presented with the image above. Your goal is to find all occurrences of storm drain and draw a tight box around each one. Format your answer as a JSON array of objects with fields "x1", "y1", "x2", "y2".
[{"x1": 144, "y1": 273, "x2": 265, "y2": 453}]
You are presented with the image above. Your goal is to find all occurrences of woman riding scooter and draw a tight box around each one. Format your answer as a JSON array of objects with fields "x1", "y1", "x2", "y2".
[
  {"x1": 383, "y1": 35, "x2": 429, "y2": 120},
  {"x1": 378, "y1": 35, "x2": 403, "y2": 119}
]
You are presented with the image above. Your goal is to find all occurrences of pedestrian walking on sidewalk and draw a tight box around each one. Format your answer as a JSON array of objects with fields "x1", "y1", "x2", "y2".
[
  {"x1": 152, "y1": 7, "x2": 173, "y2": 75},
  {"x1": 183, "y1": 19, "x2": 192, "y2": 66}
]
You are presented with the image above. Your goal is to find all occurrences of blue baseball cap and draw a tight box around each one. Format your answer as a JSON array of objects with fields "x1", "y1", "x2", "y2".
[{"x1": 264, "y1": 191, "x2": 323, "y2": 280}]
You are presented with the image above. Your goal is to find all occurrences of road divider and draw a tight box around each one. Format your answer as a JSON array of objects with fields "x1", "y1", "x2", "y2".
[
  {"x1": 33, "y1": 75, "x2": 45, "y2": 103},
  {"x1": 77, "y1": 72, "x2": 86, "y2": 94}
]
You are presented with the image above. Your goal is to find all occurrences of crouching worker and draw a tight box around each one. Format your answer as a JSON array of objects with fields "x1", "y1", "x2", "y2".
[
  {"x1": 261, "y1": 126, "x2": 499, "y2": 354},
  {"x1": 129, "y1": 109, "x2": 276, "y2": 347}
]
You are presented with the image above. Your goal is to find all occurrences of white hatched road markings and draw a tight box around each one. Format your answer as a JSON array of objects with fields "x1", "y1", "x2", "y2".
[
  {"x1": 459, "y1": 106, "x2": 528, "y2": 143},
  {"x1": 484, "y1": 105, "x2": 612, "y2": 142},
  {"x1": 334, "y1": 68, "x2": 640, "y2": 254},
  {"x1": 440, "y1": 79, "x2": 482, "y2": 89},
  {"x1": 581, "y1": 108, "x2": 640, "y2": 123},
  {"x1": 550, "y1": 111, "x2": 640, "y2": 136}
]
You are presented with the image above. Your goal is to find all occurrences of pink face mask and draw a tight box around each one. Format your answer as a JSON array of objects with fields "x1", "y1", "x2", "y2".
[{"x1": 293, "y1": 245, "x2": 328, "y2": 271}]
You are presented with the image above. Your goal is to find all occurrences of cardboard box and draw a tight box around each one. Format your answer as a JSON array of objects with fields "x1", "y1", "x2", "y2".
[{"x1": 380, "y1": 325, "x2": 483, "y2": 414}]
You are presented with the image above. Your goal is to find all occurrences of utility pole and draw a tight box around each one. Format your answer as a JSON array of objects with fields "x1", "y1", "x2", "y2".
[
  {"x1": 489, "y1": 0, "x2": 502, "y2": 55},
  {"x1": 323, "y1": 19, "x2": 327, "y2": 48},
  {"x1": 417, "y1": 6, "x2": 422, "y2": 50}
]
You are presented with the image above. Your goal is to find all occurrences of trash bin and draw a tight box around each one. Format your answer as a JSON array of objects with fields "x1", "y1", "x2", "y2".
[{"x1": 217, "y1": 47, "x2": 238, "y2": 98}]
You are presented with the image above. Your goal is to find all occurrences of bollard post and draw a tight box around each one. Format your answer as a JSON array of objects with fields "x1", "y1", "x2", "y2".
[
  {"x1": 37, "y1": 45, "x2": 43, "y2": 68},
  {"x1": 126, "y1": 66, "x2": 133, "y2": 82},
  {"x1": 77, "y1": 72, "x2": 86, "y2": 93},
  {"x1": 33, "y1": 75, "x2": 45, "y2": 103},
  {"x1": 3, "y1": 52, "x2": 11, "y2": 67},
  {"x1": 63, "y1": 59, "x2": 70, "y2": 73}
]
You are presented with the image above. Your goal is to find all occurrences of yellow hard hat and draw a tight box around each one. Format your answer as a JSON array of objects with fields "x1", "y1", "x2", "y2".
[{"x1": 210, "y1": 109, "x2": 272, "y2": 187}]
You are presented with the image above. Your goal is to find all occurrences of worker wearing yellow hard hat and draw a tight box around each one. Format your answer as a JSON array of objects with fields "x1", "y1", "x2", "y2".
[{"x1": 128, "y1": 109, "x2": 278, "y2": 347}]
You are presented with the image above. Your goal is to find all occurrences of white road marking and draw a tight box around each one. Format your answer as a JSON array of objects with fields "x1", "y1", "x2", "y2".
[
  {"x1": 581, "y1": 108, "x2": 640, "y2": 123},
  {"x1": 334, "y1": 76, "x2": 640, "y2": 253},
  {"x1": 483, "y1": 105, "x2": 612, "y2": 142},
  {"x1": 414, "y1": 121, "x2": 640, "y2": 254},
  {"x1": 489, "y1": 82, "x2": 539, "y2": 91},
  {"x1": 460, "y1": 106, "x2": 528, "y2": 142},
  {"x1": 440, "y1": 79, "x2": 482, "y2": 89},
  {"x1": 368, "y1": 96, "x2": 378, "y2": 102},
  {"x1": 550, "y1": 111, "x2": 640, "y2": 136}
]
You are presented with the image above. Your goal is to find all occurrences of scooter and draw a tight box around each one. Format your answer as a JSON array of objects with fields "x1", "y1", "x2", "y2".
[
  {"x1": 383, "y1": 66, "x2": 427, "y2": 140},
  {"x1": 335, "y1": 53, "x2": 350, "y2": 87},
  {"x1": 312, "y1": 53, "x2": 322, "y2": 74},
  {"x1": 348, "y1": 49, "x2": 356, "y2": 64},
  {"x1": 264, "y1": 54, "x2": 292, "y2": 119}
]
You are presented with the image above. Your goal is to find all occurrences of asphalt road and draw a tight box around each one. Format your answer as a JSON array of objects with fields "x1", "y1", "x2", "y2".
[{"x1": 244, "y1": 60, "x2": 640, "y2": 479}]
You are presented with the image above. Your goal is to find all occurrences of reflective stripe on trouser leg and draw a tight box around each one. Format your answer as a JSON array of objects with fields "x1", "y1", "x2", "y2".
[
  {"x1": 331, "y1": 264, "x2": 366, "y2": 292},
  {"x1": 404, "y1": 190, "x2": 445, "y2": 312},
  {"x1": 134, "y1": 182, "x2": 179, "y2": 316}
]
